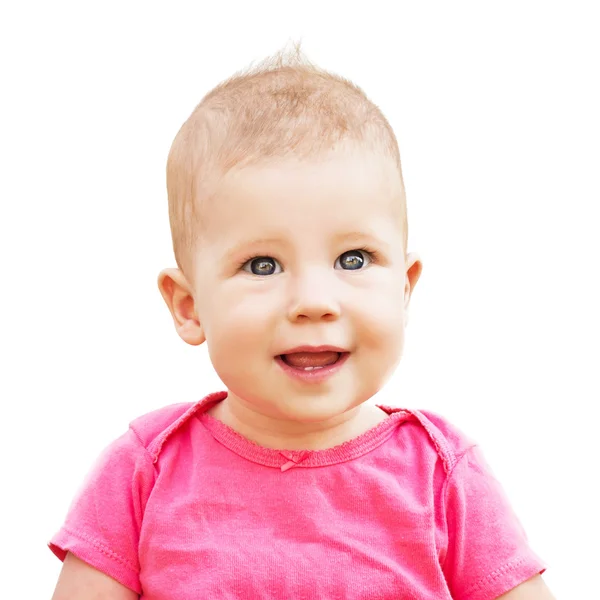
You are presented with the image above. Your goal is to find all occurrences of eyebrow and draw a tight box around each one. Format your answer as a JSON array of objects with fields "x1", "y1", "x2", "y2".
[
  {"x1": 333, "y1": 231, "x2": 389, "y2": 248},
  {"x1": 222, "y1": 231, "x2": 390, "y2": 263},
  {"x1": 223, "y1": 238, "x2": 285, "y2": 262}
]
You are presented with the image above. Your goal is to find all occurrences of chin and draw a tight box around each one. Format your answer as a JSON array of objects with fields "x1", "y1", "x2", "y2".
[{"x1": 270, "y1": 394, "x2": 364, "y2": 424}]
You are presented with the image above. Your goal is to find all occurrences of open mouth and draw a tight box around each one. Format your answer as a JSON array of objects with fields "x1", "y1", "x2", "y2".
[
  {"x1": 274, "y1": 346, "x2": 350, "y2": 382},
  {"x1": 279, "y1": 351, "x2": 343, "y2": 371}
]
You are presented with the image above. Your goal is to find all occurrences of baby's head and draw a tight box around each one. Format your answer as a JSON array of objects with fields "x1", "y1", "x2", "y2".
[{"x1": 159, "y1": 48, "x2": 422, "y2": 423}]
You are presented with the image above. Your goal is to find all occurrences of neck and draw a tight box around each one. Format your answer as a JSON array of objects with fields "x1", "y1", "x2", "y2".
[{"x1": 207, "y1": 395, "x2": 388, "y2": 451}]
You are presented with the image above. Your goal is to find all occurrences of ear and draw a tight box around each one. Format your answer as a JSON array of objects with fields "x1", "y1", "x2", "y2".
[
  {"x1": 157, "y1": 268, "x2": 205, "y2": 346},
  {"x1": 403, "y1": 253, "x2": 423, "y2": 321}
]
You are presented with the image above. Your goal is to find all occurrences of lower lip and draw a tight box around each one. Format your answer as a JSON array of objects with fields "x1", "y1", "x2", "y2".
[{"x1": 275, "y1": 352, "x2": 350, "y2": 384}]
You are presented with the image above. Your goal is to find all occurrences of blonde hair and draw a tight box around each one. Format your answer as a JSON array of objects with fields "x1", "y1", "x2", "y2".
[{"x1": 166, "y1": 44, "x2": 407, "y2": 276}]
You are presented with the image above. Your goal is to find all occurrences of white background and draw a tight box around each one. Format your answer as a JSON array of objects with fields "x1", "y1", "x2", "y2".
[{"x1": 1, "y1": 1, "x2": 598, "y2": 597}]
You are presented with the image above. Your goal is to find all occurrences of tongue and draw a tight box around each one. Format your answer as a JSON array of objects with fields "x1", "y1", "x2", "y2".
[{"x1": 283, "y1": 351, "x2": 340, "y2": 368}]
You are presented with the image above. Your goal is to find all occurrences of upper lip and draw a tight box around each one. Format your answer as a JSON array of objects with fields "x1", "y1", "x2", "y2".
[{"x1": 278, "y1": 345, "x2": 349, "y2": 355}]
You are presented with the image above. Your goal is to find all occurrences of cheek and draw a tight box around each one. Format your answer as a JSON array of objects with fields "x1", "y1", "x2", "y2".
[
  {"x1": 354, "y1": 280, "x2": 406, "y2": 346},
  {"x1": 203, "y1": 291, "x2": 279, "y2": 360},
  {"x1": 355, "y1": 298, "x2": 405, "y2": 388}
]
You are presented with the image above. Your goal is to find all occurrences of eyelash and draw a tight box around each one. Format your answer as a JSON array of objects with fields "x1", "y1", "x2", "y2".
[
  {"x1": 237, "y1": 247, "x2": 380, "y2": 271},
  {"x1": 348, "y1": 246, "x2": 379, "y2": 264},
  {"x1": 356, "y1": 246, "x2": 378, "y2": 261}
]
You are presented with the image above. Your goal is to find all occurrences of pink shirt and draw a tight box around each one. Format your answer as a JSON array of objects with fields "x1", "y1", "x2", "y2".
[{"x1": 49, "y1": 392, "x2": 545, "y2": 599}]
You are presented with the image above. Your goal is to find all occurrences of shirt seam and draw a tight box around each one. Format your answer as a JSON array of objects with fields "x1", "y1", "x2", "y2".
[
  {"x1": 198, "y1": 409, "x2": 411, "y2": 469},
  {"x1": 439, "y1": 443, "x2": 478, "y2": 573},
  {"x1": 130, "y1": 425, "x2": 160, "y2": 473},
  {"x1": 61, "y1": 525, "x2": 139, "y2": 574},
  {"x1": 463, "y1": 555, "x2": 527, "y2": 599},
  {"x1": 144, "y1": 392, "x2": 225, "y2": 463}
]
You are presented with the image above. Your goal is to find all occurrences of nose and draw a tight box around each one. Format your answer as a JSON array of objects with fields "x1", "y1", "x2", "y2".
[{"x1": 286, "y1": 269, "x2": 341, "y2": 322}]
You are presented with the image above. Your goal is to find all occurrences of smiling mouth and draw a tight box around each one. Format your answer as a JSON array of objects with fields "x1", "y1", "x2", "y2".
[{"x1": 279, "y1": 351, "x2": 345, "y2": 371}]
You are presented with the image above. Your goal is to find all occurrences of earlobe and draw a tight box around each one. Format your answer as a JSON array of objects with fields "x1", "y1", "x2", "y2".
[{"x1": 157, "y1": 268, "x2": 205, "y2": 346}]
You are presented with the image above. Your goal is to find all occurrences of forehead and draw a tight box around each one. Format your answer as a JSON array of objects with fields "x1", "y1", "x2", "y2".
[{"x1": 201, "y1": 150, "x2": 405, "y2": 246}]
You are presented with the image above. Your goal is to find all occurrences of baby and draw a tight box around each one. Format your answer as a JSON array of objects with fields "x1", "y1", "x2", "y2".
[{"x1": 49, "y1": 49, "x2": 554, "y2": 599}]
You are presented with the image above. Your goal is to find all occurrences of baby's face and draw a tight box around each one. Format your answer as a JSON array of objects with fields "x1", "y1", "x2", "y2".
[{"x1": 188, "y1": 148, "x2": 421, "y2": 423}]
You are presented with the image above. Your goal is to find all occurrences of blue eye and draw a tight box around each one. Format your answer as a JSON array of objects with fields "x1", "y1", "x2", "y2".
[
  {"x1": 335, "y1": 250, "x2": 372, "y2": 270},
  {"x1": 242, "y1": 256, "x2": 283, "y2": 276}
]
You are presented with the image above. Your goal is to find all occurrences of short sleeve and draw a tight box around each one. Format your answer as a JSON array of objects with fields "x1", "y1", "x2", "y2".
[
  {"x1": 48, "y1": 429, "x2": 156, "y2": 594},
  {"x1": 442, "y1": 445, "x2": 546, "y2": 600}
]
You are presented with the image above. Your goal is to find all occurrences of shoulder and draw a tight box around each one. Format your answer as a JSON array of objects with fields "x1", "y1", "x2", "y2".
[
  {"x1": 385, "y1": 406, "x2": 478, "y2": 474},
  {"x1": 129, "y1": 391, "x2": 227, "y2": 464}
]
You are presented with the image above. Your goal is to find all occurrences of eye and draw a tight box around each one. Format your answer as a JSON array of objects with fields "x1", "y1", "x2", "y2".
[
  {"x1": 335, "y1": 249, "x2": 372, "y2": 270},
  {"x1": 242, "y1": 256, "x2": 283, "y2": 276}
]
